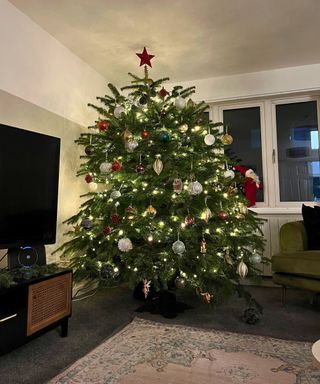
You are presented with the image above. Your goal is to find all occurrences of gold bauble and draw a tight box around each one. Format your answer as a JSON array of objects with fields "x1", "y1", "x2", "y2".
[
  {"x1": 221, "y1": 133, "x2": 233, "y2": 145},
  {"x1": 122, "y1": 128, "x2": 134, "y2": 141},
  {"x1": 153, "y1": 157, "x2": 163, "y2": 175},
  {"x1": 145, "y1": 204, "x2": 157, "y2": 216},
  {"x1": 201, "y1": 207, "x2": 212, "y2": 223}
]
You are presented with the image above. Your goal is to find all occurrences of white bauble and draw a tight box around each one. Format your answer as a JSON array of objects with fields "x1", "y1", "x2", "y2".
[
  {"x1": 237, "y1": 260, "x2": 248, "y2": 279},
  {"x1": 175, "y1": 97, "x2": 186, "y2": 110},
  {"x1": 110, "y1": 190, "x2": 121, "y2": 199},
  {"x1": 188, "y1": 181, "x2": 203, "y2": 195},
  {"x1": 250, "y1": 254, "x2": 262, "y2": 264},
  {"x1": 172, "y1": 240, "x2": 186, "y2": 255},
  {"x1": 88, "y1": 182, "x2": 98, "y2": 192},
  {"x1": 118, "y1": 238, "x2": 133, "y2": 252},
  {"x1": 100, "y1": 162, "x2": 112, "y2": 174},
  {"x1": 126, "y1": 139, "x2": 138, "y2": 152},
  {"x1": 114, "y1": 105, "x2": 125, "y2": 118},
  {"x1": 178, "y1": 124, "x2": 188, "y2": 133},
  {"x1": 224, "y1": 169, "x2": 235, "y2": 179},
  {"x1": 204, "y1": 134, "x2": 215, "y2": 146}
]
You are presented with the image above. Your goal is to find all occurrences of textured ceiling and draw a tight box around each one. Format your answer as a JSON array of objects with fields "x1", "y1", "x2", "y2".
[{"x1": 9, "y1": 0, "x2": 320, "y2": 86}]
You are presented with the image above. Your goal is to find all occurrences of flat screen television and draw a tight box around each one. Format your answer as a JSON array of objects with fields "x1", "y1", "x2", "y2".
[{"x1": 0, "y1": 124, "x2": 60, "y2": 251}]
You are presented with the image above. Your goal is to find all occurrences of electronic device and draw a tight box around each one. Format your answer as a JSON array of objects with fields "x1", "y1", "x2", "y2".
[{"x1": 0, "y1": 124, "x2": 60, "y2": 268}]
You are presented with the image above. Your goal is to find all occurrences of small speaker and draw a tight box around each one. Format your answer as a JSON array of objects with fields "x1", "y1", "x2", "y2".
[{"x1": 8, "y1": 245, "x2": 46, "y2": 270}]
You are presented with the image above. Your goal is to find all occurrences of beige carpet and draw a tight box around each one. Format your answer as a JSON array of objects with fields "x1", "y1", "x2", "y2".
[{"x1": 48, "y1": 317, "x2": 320, "y2": 384}]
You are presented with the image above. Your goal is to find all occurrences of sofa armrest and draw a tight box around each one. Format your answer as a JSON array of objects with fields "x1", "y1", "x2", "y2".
[{"x1": 280, "y1": 221, "x2": 308, "y2": 253}]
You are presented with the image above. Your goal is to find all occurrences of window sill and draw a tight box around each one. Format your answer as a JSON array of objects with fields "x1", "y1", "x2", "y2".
[{"x1": 250, "y1": 207, "x2": 302, "y2": 215}]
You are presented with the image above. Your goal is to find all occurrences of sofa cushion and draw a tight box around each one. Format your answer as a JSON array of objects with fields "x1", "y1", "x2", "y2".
[
  {"x1": 302, "y1": 204, "x2": 320, "y2": 250},
  {"x1": 272, "y1": 251, "x2": 320, "y2": 277},
  {"x1": 273, "y1": 273, "x2": 320, "y2": 292}
]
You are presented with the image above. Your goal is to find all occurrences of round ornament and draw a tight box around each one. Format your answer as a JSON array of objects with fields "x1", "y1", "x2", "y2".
[
  {"x1": 201, "y1": 207, "x2": 212, "y2": 223},
  {"x1": 100, "y1": 162, "x2": 112, "y2": 174},
  {"x1": 141, "y1": 129, "x2": 150, "y2": 139},
  {"x1": 204, "y1": 134, "x2": 215, "y2": 146},
  {"x1": 81, "y1": 218, "x2": 93, "y2": 230},
  {"x1": 112, "y1": 160, "x2": 122, "y2": 172},
  {"x1": 159, "y1": 87, "x2": 168, "y2": 98},
  {"x1": 250, "y1": 254, "x2": 262, "y2": 264},
  {"x1": 184, "y1": 215, "x2": 195, "y2": 226},
  {"x1": 126, "y1": 206, "x2": 137, "y2": 221},
  {"x1": 98, "y1": 120, "x2": 109, "y2": 132},
  {"x1": 122, "y1": 128, "x2": 134, "y2": 141},
  {"x1": 139, "y1": 95, "x2": 148, "y2": 106},
  {"x1": 136, "y1": 163, "x2": 145, "y2": 174},
  {"x1": 88, "y1": 182, "x2": 98, "y2": 192},
  {"x1": 100, "y1": 264, "x2": 119, "y2": 282},
  {"x1": 243, "y1": 307, "x2": 260, "y2": 325},
  {"x1": 153, "y1": 157, "x2": 163, "y2": 175},
  {"x1": 85, "y1": 174, "x2": 93, "y2": 183},
  {"x1": 172, "y1": 240, "x2": 186, "y2": 255},
  {"x1": 175, "y1": 97, "x2": 186, "y2": 110},
  {"x1": 85, "y1": 145, "x2": 95, "y2": 155},
  {"x1": 224, "y1": 169, "x2": 235, "y2": 179},
  {"x1": 237, "y1": 260, "x2": 248, "y2": 279},
  {"x1": 102, "y1": 226, "x2": 112, "y2": 235},
  {"x1": 160, "y1": 131, "x2": 170, "y2": 143},
  {"x1": 221, "y1": 133, "x2": 233, "y2": 145},
  {"x1": 178, "y1": 124, "x2": 188, "y2": 133},
  {"x1": 239, "y1": 204, "x2": 248, "y2": 215},
  {"x1": 188, "y1": 181, "x2": 203, "y2": 195},
  {"x1": 173, "y1": 178, "x2": 183, "y2": 194},
  {"x1": 111, "y1": 213, "x2": 120, "y2": 224},
  {"x1": 126, "y1": 139, "x2": 138, "y2": 152},
  {"x1": 110, "y1": 190, "x2": 121, "y2": 199},
  {"x1": 175, "y1": 276, "x2": 186, "y2": 289},
  {"x1": 118, "y1": 238, "x2": 133, "y2": 253},
  {"x1": 150, "y1": 88, "x2": 157, "y2": 97},
  {"x1": 218, "y1": 210, "x2": 229, "y2": 220},
  {"x1": 146, "y1": 205, "x2": 157, "y2": 216},
  {"x1": 114, "y1": 105, "x2": 125, "y2": 118}
]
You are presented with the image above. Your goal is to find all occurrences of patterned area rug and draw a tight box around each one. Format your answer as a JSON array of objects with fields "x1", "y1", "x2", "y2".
[{"x1": 48, "y1": 317, "x2": 320, "y2": 384}]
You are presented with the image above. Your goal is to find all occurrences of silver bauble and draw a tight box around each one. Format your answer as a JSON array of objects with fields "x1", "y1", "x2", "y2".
[
  {"x1": 114, "y1": 105, "x2": 125, "y2": 118},
  {"x1": 118, "y1": 238, "x2": 133, "y2": 252},
  {"x1": 237, "y1": 260, "x2": 248, "y2": 279},
  {"x1": 172, "y1": 240, "x2": 186, "y2": 255},
  {"x1": 250, "y1": 254, "x2": 262, "y2": 264},
  {"x1": 88, "y1": 182, "x2": 98, "y2": 192},
  {"x1": 100, "y1": 162, "x2": 112, "y2": 174},
  {"x1": 204, "y1": 134, "x2": 216, "y2": 146},
  {"x1": 224, "y1": 169, "x2": 235, "y2": 179},
  {"x1": 126, "y1": 139, "x2": 138, "y2": 152},
  {"x1": 110, "y1": 190, "x2": 121, "y2": 199},
  {"x1": 175, "y1": 97, "x2": 186, "y2": 110},
  {"x1": 188, "y1": 181, "x2": 203, "y2": 195}
]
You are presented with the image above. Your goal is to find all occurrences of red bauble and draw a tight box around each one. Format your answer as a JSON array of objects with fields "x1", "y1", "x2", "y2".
[
  {"x1": 218, "y1": 210, "x2": 229, "y2": 220},
  {"x1": 111, "y1": 213, "x2": 120, "y2": 224},
  {"x1": 136, "y1": 163, "x2": 145, "y2": 174},
  {"x1": 102, "y1": 226, "x2": 112, "y2": 235},
  {"x1": 159, "y1": 87, "x2": 168, "y2": 98},
  {"x1": 184, "y1": 215, "x2": 195, "y2": 226},
  {"x1": 141, "y1": 129, "x2": 150, "y2": 139},
  {"x1": 112, "y1": 160, "x2": 122, "y2": 172},
  {"x1": 85, "y1": 174, "x2": 93, "y2": 183},
  {"x1": 98, "y1": 120, "x2": 109, "y2": 131}
]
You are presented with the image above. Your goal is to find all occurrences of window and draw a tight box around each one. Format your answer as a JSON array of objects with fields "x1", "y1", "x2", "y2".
[{"x1": 215, "y1": 96, "x2": 320, "y2": 208}]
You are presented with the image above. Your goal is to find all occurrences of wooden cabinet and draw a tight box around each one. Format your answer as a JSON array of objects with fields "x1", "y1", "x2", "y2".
[{"x1": 0, "y1": 270, "x2": 72, "y2": 356}]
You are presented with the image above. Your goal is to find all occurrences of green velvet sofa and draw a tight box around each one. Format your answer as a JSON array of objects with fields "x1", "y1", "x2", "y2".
[{"x1": 272, "y1": 220, "x2": 320, "y2": 303}]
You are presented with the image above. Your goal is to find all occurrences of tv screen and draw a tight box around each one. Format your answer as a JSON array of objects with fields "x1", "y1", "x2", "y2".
[{"x1": 0, "y1": 124, "x2": 60, "y2": 249}]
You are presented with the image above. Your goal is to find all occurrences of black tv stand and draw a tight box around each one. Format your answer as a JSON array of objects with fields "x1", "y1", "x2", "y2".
[{"x1": 0, "y1": 269, "x2": 72, "y2": 356}]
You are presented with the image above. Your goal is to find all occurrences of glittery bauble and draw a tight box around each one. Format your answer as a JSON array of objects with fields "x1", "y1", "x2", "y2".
[
  {"x1": 184, "y1": 215, "x2": 195, "y2": 226},
  {"x1": 81, "y1": 218, "x2": 93, "y2": 229},
  {"x1": 188, "y1": 181, "x2": 203, "y2": 195},
  {"x1": 146, "y1": 205, "x2": 157, "y2": 216},
  {"x1": 237, "y1": 260, "x2": 248, "y2": 279},
  {"x1": 85, "y1": 145, "x2": 95, "y2": 155},
  {"x1": 85, "y1": 174, "x2": 93, "y2": 183},
  {"x1": 250, "y1": 254, "x2": 262, "y2": 264},
  {"x1": 221, "y1": 133, "x2": 233, "y2": 145},
  {"x1": 141, "y1": 129, "x2": 150, "y2": 139},
  {"x1": 88, "y1": 182, "x2": 98, "y2": 192},
  {"x1": 224, "y1": 169, "x2": 235, "y2": 179},
  {"x1": 102, "y1": 226, "x2": 112, "y2": 235},
  {"x1": 218, "y1": 210, "x2": 229, "y2": 220},
  {"x1": 172, "y1": 240, "x2": 186, "y2": 255},
  {"x1": 201, "y1": 207, "x2": 212, "y2": 223},
  {"x1": 204, "y1": 134, "x2": 215, "y2": 146},
  {"x1": 122, "y1": 128, "x2": 134, "y2": 141},
  {"x1": 126, "y1": 139, "x2": 138, "y2": 152},
  {"x1": 159, "y1": 87, "x2": 168, "y2": 98},
  {"x1": 98, "y1": 120, "x2": 109, "y2": 131},
  {"x1": 136, "y1": 163, "x2": 145, "y2": 174},
  {"x1": 112, "y1": 160, "x2": 122, "y2": 172},
  {"x1": 175, "y1": 277, "x2": 186, "y2": 289},
  {"x1": 175, "y1": 97, "x2": 186, "y2": 110},
  {"x1": 110, "y1": 190, "x2": 121, "y2": 199},
  {"x1": 139, "y1": 95, "x2": 148, "y2": 105},
  {"x1": 173, "y1": 178, "x2": 183, "y2": 194},
  {"x1": 160, "y1": 131, "x2": 170, "y2": 143},
  {"x1": 153, "y1": 157, "x2": 163, "y2": 175},
  {"x1": 114, "y1": 105, "x2": 125, "y2": 118},
  {"x1": 100, "y1": 162, "x2": 112, "y2": 174},
  {"x1": 178, "y1": 124, "x2": 188, "y2": 133},
  {"x1": 118, "y1": 238, "x2": 133, "y2": 252},
  {"x1": 111, "y1": 213, "x2": 120, "y2": 224}
]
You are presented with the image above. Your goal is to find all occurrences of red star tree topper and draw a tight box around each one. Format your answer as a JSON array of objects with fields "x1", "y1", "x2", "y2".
[{"x1": 136, "y1": 47, "x2": 155, "y2": 67}]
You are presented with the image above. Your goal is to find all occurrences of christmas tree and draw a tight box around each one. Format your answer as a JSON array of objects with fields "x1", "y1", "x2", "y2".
[{"x1": 57, "y1": 47, "x2": 265, "y2": 307}]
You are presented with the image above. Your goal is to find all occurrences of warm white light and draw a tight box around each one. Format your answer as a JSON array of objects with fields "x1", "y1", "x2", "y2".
[
  {"x1": 119, "y1": 230, "x2": 124, "y2": 236},
  {"x1": 148, "y1": 235, "x2": 153, "y2": 242}
]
